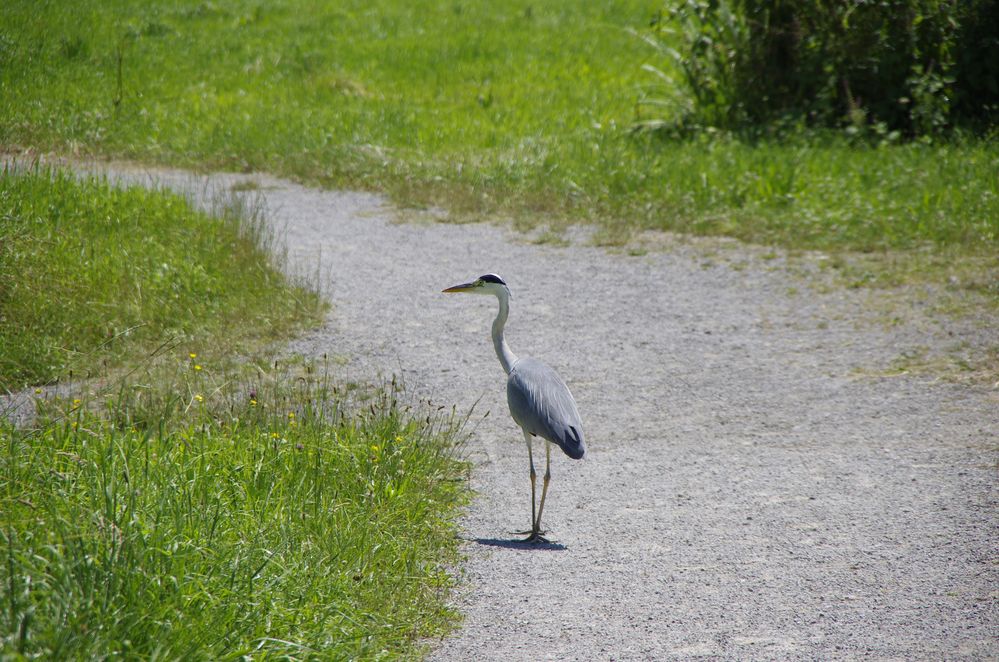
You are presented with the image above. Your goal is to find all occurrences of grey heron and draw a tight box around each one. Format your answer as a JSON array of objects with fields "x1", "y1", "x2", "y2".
[{"x1": 443, "y1": 273, "x2": 585, "y2": 543}]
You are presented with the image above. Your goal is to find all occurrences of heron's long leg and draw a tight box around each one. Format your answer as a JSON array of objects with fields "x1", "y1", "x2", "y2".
[
  {"x1": 533, "y1": 441, "x2": 552, "y2": 537},
  {"x1": 525, "y1": 430, "x2": 537, "y2": 533}
]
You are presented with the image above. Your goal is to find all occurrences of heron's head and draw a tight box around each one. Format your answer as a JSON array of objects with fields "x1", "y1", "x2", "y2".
[{"x1": 442, "y1": 273, "x2": 511, "y2": 299}]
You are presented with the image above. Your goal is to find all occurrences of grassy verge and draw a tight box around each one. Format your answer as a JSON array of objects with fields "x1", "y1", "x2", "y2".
[
  {"x1": 0, "y1": 164, "x2": 322, "y2": 391},
  {"x1": 1, "y1": 0, "x2": 995, "y2": 262},
  {"x1": 0, "y1": 167, "x2": 470, "y2": 658},
  {"x1": 2, "y1": 358, "x2": 468, "y2": 658}
]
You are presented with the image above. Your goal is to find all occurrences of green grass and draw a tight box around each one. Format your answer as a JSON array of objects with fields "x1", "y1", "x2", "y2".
[
  {"x1": 0, "y1": 164, "x2": 322, "y2": 391},
  {"x1": 0, "y1": 2, "x2": 992, "y2": 655},
  {"x1": 2, "y1": 358, "x2": 469, "y2": 659},
  {"x1": 568, "y1": 132, "x2": 999, "y2": 251},
  {"x1": 0, "y1": 167, "x2": 469, "y2": 658},
  {"x1": 2, "y1": 0, "x2": 994, "y2": 258}
]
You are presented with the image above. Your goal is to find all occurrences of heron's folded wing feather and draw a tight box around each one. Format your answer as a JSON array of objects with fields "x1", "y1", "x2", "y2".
[{"x1": 507, "y1": 358, "x2": 585, "y2": 459}]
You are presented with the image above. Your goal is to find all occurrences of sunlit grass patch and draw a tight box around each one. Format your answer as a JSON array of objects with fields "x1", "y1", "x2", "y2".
[
  {"x1": 2, "y1": 0, "x2": 996, "y2": 260},
  {"x1": 1, "y1": 356, "x2": 469, "y2": 659},
  {"x1": 0, "y1": 164, "x2": 324, "y2": 390}
]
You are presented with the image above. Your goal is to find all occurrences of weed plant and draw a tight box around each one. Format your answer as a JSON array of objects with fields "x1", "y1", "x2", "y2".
[{"x1": 1, "y1": 355, "x2": 469, "y2": 659}]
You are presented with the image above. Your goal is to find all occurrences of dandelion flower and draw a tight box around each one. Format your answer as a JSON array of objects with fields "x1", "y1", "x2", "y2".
[
  {"x1": 189, "y1": 353, "x2": 197, "y2": 359},
  {"x1": 194, "y1": 364, "x2": 202, "y2": 371}
]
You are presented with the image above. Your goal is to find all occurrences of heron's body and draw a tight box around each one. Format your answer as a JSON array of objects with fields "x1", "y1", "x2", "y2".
[
  {"x1": 507, "y1": 358, "x2": 585, "y2": 460},
  {"x1": 443, "y1": 273, "x2": 585, "y2": 542}
]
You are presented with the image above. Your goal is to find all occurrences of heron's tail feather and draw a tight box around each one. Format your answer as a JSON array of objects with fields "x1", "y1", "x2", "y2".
[{"x1": 558, "y1": 425, "x2": 585, "y2": 460}]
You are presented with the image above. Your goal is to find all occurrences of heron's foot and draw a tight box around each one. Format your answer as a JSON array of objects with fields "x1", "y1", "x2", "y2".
[
  {"x1": 521, "y1": 529, "x2": 551, "y2": 544},
  {"x1": 510, "y1": 527, "x2": 547, "y2": 536}
]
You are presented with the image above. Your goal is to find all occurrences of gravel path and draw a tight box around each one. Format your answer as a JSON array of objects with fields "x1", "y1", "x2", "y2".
[{"x1": 16, "y1": 161, "x2": 999, "y2": 659}]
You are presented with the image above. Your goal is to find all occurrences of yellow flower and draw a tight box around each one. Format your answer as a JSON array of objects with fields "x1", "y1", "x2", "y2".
[
  {"x1": 394, "y1": 435, "x2": 403, "y2": 443},
  {"x1": 72, "y1": 399, "x2": 81, "y2": 405},
  {"x1": 194, "y1": 364, "x2": 202, "y2": 371},
  {"x1": 250, "y1": 399, "x2": 257, "y2": 407},
  {"x1": 370, "y1": 444, "x2": 380, "y2": 452},
  {"x1": 34, "y1": 388, "x2": 42, "y2": 394},
  {"x1": 287, "y1": 412, "x2": 295, "y2": 419},
  {"x1": 271, "y1": 432, "x2": 279, "y2": 439},
  {"x1": 189, "y1": 353, "x2": 197, "y2": 359},
  {"x1": 194, "y1": 394, "x2": 204, "y2": 402}
]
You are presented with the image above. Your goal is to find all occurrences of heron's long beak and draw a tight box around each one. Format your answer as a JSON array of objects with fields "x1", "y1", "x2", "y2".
[{"x1": 442, "y1": 281, "x2": 476, "y2": 293}]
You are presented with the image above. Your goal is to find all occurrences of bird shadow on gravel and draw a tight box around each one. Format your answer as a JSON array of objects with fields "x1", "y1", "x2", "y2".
[{"x1": 472, "y1": 537, "x2": 568, "y2": 552}]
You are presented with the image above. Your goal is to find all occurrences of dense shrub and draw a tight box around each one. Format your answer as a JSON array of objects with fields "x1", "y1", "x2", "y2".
[
  {"x1": 951, "y1": 0, "x2": 999, "y2": 128},
  {"x1": 644, "y1": 0, "x2": 998, "y2": 135}
]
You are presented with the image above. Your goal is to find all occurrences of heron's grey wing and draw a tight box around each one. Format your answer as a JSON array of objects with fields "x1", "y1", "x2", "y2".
[{"x1": 507, "y1": 358, "x2": 585, "y2": 459}]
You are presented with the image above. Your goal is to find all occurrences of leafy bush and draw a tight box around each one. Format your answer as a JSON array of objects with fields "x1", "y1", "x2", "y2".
[
  {"x1": 951, "y1": 0, "x2": 999, "y2": 128},
  {"x1": 643, "y1": 0, "x2": 998, "y2": 135}
]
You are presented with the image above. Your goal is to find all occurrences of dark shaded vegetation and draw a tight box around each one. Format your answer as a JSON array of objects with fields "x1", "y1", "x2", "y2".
[{"x1": 648, "y1": 0, "x2": 998, "y2": 135}]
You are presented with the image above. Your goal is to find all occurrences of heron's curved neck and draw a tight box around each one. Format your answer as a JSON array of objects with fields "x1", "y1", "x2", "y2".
[{"x1": 492, "y1": 291, "x2": 518, "y2": 374}]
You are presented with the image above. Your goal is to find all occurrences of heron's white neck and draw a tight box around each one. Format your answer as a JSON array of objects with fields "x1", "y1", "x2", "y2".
[{"x1": 491, "y1": 290, "x2": 518, "y2": 375}]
